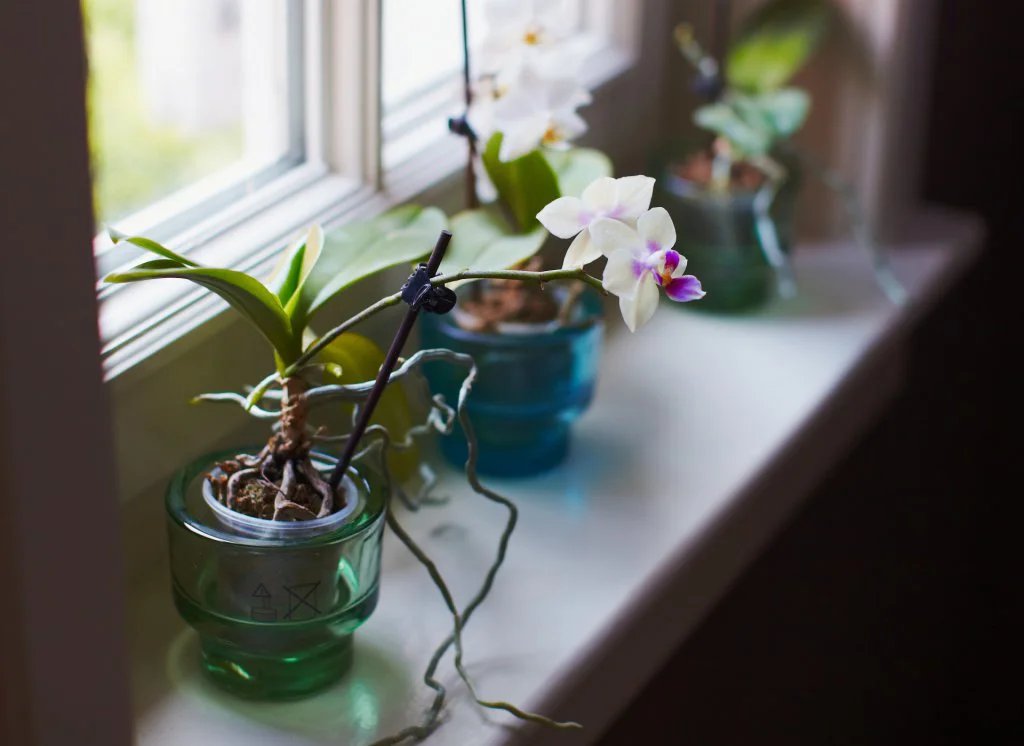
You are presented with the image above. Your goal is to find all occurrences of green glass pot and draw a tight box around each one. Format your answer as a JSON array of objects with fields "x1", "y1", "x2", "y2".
[
  {"x1": 166, "y1": 451, "x2": 385, "y2": 699},
  {"x1": 654, "y1": 144, "x2": 801, "y2": 312}
]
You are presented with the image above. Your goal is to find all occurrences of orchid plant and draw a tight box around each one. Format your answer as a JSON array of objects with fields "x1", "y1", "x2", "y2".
[
  {"x1": 674, "y1": 0, "x2": 832, "y2": 191},
  {"x1": 104, "y1": 169, "x2": 701, "y2": 742},
  {"x1": 674, "y1": 0, "x2": 906, "y2": 304},
  {"x1": 103, "y1": 0, "x2": 706, "y2": 741}
]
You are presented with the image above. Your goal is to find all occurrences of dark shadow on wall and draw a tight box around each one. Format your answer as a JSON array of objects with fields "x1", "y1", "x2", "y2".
[{"x1": 597, "y1": 0, "x2": 1018, "y2": 743}]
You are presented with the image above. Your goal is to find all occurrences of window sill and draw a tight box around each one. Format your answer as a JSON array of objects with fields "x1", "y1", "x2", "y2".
[{"x1": 126, "y1": 208, "x2": 982, "y2": 745}]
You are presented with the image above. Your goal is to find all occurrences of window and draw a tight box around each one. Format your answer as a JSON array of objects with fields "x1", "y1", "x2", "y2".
[
  {"x1": 91, "y1": 0, "x2": 633, "y2": 374},
  {"x1": 86, "y1": 0, "x2": 311, "y2": 276}
]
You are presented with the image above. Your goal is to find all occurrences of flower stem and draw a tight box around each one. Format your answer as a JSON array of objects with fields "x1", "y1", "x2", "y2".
[
  {"x1": 286, "y1": 268, "x2": 604, "y2": 377},
  {"x1": 430, "y1": 267, "x2": 606, "y2": 293},
  {"x1": 459, "y1": 0, "x2": 478, "y2": 209}
]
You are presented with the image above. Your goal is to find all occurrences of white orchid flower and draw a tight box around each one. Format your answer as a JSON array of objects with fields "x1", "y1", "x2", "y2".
[
  {"x1": 537, "y1": 175, "x2": 655, "y2": 269},
  {"x1": 479, "y1": 65, "x2": 590, "y2": 162},
  {"x1": 480, "y1": 0, "x2": 577, "y2": 76},
  {"x1": 591, "y1": 207, "x2": 706, "y2": 332}
]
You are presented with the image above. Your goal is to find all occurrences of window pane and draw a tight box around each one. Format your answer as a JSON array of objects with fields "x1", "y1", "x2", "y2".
[
  {"x1": 84, "y1": 0, "x2": 302, "y2": 229},
  {"x1": 382, "y1": 0, "x2": 484, "y2": 112}
]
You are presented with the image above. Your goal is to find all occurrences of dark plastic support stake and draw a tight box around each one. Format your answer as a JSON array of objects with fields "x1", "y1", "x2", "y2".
[{"x1": 328, "y1": 230, "x2": 454, "y2": 491}]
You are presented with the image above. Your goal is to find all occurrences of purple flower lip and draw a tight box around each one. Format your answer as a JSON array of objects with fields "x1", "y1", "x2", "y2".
[{"x1": 664, "y1": 274, "x2": 706, "y2": 302}]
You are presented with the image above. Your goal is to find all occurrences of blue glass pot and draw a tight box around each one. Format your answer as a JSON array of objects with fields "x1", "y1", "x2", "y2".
[
  {"x1": 419, "y1": 286, "x2": 604, "y2": 477},
  {"x1": 166, "y1": 450, "x2": 385, "y2": 699}
]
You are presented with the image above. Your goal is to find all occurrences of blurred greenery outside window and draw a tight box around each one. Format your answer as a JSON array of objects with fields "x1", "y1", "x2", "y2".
[{"x1": 83, "y1": 0, "x2": 301, "y2": 236}]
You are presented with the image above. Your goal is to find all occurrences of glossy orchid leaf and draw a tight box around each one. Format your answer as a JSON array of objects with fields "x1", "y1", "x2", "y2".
[
  {"x1": 268, "y1": 225, "x2": 324, "y2": 305},
  {"x1": 695, "y1": 101, "x2": 773, "y2": 156},
  {"x1": 727, "y1": 0, "x2": 832, "y2": 94},
  {"x1": 107, "y1": 229, "x2": 198, "y2": 266},
  {"x1": 288, "y1": 206, "x2": 446, "y2": 330},
  {"x1": 544, "y1": 147, "x2": 614, "y2": 198},
  {"x1": 437, "y1": 207, "x2": 547, "y2": 283},
  {"x1": 481, "y1": 132, "x2": 561, "y2": 232},
  {"x1": 104, "y1": 263, "x2": 298, "y2": 363}
]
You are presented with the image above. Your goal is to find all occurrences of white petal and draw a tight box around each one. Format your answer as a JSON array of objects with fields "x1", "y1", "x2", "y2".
[
  {"x1": 492, "y1": 84, "x2": 537, "y2": 121},
  {"x1": 498, "y1": 118, "x2": 546, "y2": 161},
  {"x1": 622, "y1": 275, "x2": 660, "y2": 331},
  {"x1": 613, "y1": 175, "x2": 656, "y2": 221},
  {"x1": 561, "y1": 230, "x2": 601, "y2": 269},
  {"x1": 474, "y1": 157, "x2": 498, "y2": 203},
  {"x1": 581, "y1": 177, "x2": 617, "y2": 212},
  {"x1": 589, "y1": 217, "x2": 642, "y2": 258},
  {"x1": 617, "y1": 293, "x2": 639, "y2": 332},
  {"x1": 543, "y1": 77, "x2": 589, "y2": 110},
  {"x1": 602, "y1": 248, "x2": 641, "y2": 297},
  {"x1": 671, "y1": 253, "x2": 689, "y2": 278},
  {"x1": 537, "y1": 196, "x2": 587, "y2": 238},
  {"x1": 615, "y1": 274, "x2": 659, "y2": 332},
  {"x1": 637, "y1": 207, "x2": 677, "y2": 252},
  {"x1": 553, "y1": 109, "x2": 588, "y2": 141}
]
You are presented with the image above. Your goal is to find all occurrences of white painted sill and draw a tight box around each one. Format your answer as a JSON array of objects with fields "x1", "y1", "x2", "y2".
[{"x1": 128, "y1": 209, "x2": 982, "y2": 746}]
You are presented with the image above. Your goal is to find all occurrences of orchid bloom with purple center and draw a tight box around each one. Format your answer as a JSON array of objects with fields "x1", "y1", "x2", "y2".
[
  {"x1": 536, "y1": 175, "x2": 655, "y2": 269},
  {"x1": 591, "y1": 207, "x2": 706, "y2": 332}
]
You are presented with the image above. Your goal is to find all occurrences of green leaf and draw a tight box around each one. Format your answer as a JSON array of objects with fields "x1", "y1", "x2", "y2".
[
  {"x1": 289, "y1": 206, "x2": 446, "y2": 329},
  {"x1": 107, "y1": 228, "x2": 198, "y2": 266},
  {"x1": 544, "y1": 147, "x2": 614, "y2": 198},
  {"x1": 694, "y1": 102, "x2": 773, "y2": 156},
  {"x1": 127, "y1": 259, "x2": 191, "y2": 272},
  {"x1": 755, "y1": 88, "x2": 811, "y2": 138},
  {"x1": 437, "y1": 207, "x2": 547, "y2": 283},
  {"x1": 727, "y1": 0, "x2": 832, "y2": 93},
  {"x1": 698, "y1": 89, "x2": 810, "y2": 156},
  {"x1": 267, "y1": 225, "x2": 324, "y2": 305},
  {"x1": 105, "y1": 265, "x2": 298, "y2": 363},
  {"x1": 268, "y1": 236, "x2": 307, "y2": 304},
  {"x1": 481, "y1": 133, "x2": 561, "y2": 232}
]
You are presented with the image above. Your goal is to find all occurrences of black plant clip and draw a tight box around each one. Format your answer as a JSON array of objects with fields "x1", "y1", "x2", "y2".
[
  {"x1": 401, "y1": 263, "x2": 457, "y2": 314},
  {"x1": 447, "y1": 114, "x2": 477, "y2": 142}
]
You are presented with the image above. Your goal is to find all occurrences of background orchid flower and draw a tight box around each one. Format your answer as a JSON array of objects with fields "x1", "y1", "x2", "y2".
[
  {"x1": 483, "y1": 66, "x2": 591, "y2": 162},
  {"x1": 537, "y1": 175, "x2": 655, "y2": 269},
  {"x1": 480, "y1": 0, "x2": 576, "y2": 76},
  {"x1": 591, "y1": 207, "x2": 706, "y2": 331}
]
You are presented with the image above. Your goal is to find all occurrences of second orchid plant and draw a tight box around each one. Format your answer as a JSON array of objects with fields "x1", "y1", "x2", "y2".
[{"x1": 442, "y1": 0, "x2": 705, "y2": 330}]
